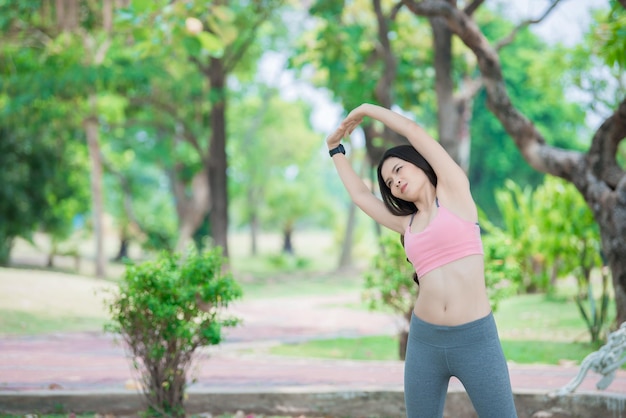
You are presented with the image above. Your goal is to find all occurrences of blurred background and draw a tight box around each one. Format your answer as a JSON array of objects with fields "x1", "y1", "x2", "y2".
[{"x1": 1, "y1": 0, "x2": 625, "y2": 360}]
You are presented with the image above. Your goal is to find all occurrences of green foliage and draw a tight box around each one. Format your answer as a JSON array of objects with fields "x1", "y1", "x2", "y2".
[
  {"x1": 363, "y1": 231, "x2": 414, "y2": 359},
  {"x1": 265, "y1": 253, "x2": 311, "y2": 270},
  {"x1": 479, "y1": 215, "x2": 521, "y2": 311},
  {"x1": 576, "y1": 267, "x2": 611, "y2": 345},
  {"x1": 469, "y1": 17, "x2": 588, "y2": 222},
  {"x1": 0, "y1": 96, "x2": 90, "y2": 265},
  {"x1": 270, "y1": 334, "x2": 597, "y2": 366},
  {"x1": 106, "y1": 247, "x2": 242, "y2": 417},
  {"x1": 229, "y1": 93, "x2": 335, "y2": 249},
  {"x1": 491, "y1": 177, "x2": 608, "y2": 343},
  {"x1": 363, "y1": 232, "x2": 416, "y2": 321},
  {"x1": 594, "y1": 1, "x2": 626, "y2": 68},
  {"x1": 290, "y1": 0, "x2": 433, "y2": 112}
]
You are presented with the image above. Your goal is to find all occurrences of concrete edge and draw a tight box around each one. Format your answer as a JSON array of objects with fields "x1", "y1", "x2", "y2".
[{"x1": 1, "y1": 388, "x2": 625, "y2": 417}]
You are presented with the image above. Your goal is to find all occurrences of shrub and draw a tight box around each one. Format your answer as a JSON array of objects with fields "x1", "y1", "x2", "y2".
[
  {"x1": 106, "y1": 247, "x2": 242, "y2": 417},
  {"x1": 363, "y1": 232, "x2": 417, "y2": 360}
]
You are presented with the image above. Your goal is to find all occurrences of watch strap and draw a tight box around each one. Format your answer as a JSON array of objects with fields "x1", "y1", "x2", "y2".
[{"x1": 329, "y1": 144, "x2": 345, "y2": 157}]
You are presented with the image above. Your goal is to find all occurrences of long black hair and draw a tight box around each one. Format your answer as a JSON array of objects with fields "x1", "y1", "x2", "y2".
[
  {"x1": 377, "y1": 145, "x2": 437, "y2": 287},
  {"x1": 376, "y1": 145, "x2": 437, "y2": 216}
]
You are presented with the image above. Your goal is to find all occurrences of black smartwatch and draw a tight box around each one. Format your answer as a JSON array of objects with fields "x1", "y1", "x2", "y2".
[{"x1": 329, "y1": 144, "x2": 346, "y2": 157}]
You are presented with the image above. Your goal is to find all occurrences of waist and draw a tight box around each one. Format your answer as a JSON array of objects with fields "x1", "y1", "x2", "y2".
[{"x1": 413, "y1": 258, "x2": 491, "y2": 325}]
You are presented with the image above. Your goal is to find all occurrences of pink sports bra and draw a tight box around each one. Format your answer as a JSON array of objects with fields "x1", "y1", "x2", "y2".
[{"x1": 404, "y1": 199, "x2": 484, "y2": 278}]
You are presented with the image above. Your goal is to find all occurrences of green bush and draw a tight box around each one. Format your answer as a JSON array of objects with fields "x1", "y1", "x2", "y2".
[
  {"x1": 363, "y1": 232, "x2": 417, "y2": 360},
  {"x1": 106, "y1": 247, "x2": 242, "y2": 417},
  {"x1": 492, "y1": 177, "x2": 609, "y2": 343},
  {"x1": 479, "y1": 211, "x2": 521, "y2": 311}
]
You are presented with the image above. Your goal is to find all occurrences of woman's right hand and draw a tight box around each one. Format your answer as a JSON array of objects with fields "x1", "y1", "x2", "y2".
[
  {"x1": 326, "y1": 104, "x2": 372, "y2": 149},
  {"x1": 326, "y1": 124, "x2": 345, "y2": 150}
]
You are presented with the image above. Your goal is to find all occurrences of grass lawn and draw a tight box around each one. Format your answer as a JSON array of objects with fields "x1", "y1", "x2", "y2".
[
  {"x1": 269, "y1": 334, "x2": 597, "y2": 365},
  {"x1": 0, "y1": 268, "x2": 113, "y2": 335},
  {"x1": 270, "y1": 292, "x2": 612, "y2": 365},
  {"x1": 1, "y1": 231, "x2": 615, "y2": 368}
]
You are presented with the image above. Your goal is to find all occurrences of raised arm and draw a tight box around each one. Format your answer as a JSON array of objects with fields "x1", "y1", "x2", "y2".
[
  {"x1": 326, "y1": 118, "x2": 406, "y2": 234},
  {"x1": 344, "y1": 104, "x2": 475, "y2": 214}
]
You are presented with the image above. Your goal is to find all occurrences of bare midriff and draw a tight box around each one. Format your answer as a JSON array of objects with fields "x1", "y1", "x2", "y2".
[{"x1": 413, "y1": 254, "x2": 492, "y2": 326}]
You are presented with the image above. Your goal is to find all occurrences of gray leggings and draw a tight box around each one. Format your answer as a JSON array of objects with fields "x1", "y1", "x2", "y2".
[{"x1": 404, "y1": 312, "x2": 518, "y2": 418}]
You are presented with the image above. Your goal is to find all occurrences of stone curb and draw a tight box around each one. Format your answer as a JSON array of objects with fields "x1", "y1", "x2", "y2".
[{"x1": 1, "y1": 388, "x2": 626, "y2": 418}]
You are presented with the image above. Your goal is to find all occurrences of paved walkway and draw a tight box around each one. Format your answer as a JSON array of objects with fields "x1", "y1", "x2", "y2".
[{"x1": 2, "y1": 294, "x2": 626, "y2": 397}]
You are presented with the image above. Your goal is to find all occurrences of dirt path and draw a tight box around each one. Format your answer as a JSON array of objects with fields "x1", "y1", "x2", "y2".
[{"x1": 2, "y1": 266, "x2": 626, "y2": 396}]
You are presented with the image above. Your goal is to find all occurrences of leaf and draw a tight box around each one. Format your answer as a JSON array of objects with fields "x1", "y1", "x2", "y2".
[
  {"x1": 132, "y1": 0, "x2": 156, "y2": 14},
  {"x1": 196, "y1": 32, "x2": 224, "y2": 56}
]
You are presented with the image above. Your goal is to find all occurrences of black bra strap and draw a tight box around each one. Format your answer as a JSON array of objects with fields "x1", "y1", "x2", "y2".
[{"x1": 408, "y1": 212, "x2": 416, "y2": 226}]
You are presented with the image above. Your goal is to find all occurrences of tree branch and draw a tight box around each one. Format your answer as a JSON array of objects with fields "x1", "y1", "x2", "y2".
[
  {"x1": 463, "y1": 0, "x2": 484, "y2": 16},
  {"x1": 100, "y1": 155, "x2": 146, "y2": 239},
  {"x1": 589, "y1": 96, "x2": 626, "y2": 189},
  {"x1": 129, "y1": 97, "x2": 205, "y2": 156},
  {"x1": 401, "y1": 0, "x2": 584, "y2": 179},
  {"x1": 495, "y1": 0, "x2": 564, "y2": 50},
  {"x1": 222, "y1": 5, "x2": 273, "y2": 73},
  {"x1": 373, "y1": 0, "x2": 397, "y2": 109}
]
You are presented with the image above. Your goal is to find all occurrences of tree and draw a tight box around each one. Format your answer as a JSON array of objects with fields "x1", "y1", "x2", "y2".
[
  {"x1": 401, "y1": 0, "x2": 626, "y2": 326},
  {"x1": 0, "y1": 0, "x2": 145, "y2": 277},
  {"x1": 228, "y1": 91, "x2": 326, "y2": 255},
  {"x1": 0, "y1": 4, "x2": 94, "y2": 266},
  {"x1": 122, "y1": 0, "x2": 287, "y2": 256},
  {"x1": 229, "y1": 92, "x2": 334, "y2": 254}
]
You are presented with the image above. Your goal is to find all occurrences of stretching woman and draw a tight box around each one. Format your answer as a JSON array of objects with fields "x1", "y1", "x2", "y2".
[{"x1": 327, "y1": 103, "x2": 517, "y2": 418}]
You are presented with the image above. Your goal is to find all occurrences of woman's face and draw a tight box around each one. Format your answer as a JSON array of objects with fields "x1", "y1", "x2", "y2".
[{"x1": 380, "y1": 157, "x2": 428, "y2": 201}]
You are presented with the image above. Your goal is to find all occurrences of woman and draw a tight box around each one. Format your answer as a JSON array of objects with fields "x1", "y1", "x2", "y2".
[{"x1": 327, "y1": 103, "x2": 517, "y2": 418}]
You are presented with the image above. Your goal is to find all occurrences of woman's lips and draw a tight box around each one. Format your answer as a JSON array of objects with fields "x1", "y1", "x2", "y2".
[{"x1": 401, "y1": 184, "x2": 407, "y2": 193}]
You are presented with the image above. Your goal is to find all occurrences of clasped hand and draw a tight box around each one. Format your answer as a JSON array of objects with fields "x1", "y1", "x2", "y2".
[{"x1": 326, "y1": 104, "x2": 371, "y2": 149}]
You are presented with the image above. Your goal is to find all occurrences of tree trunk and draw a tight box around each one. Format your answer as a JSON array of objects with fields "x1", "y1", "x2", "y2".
[
  {"x1": 250, "y1": 211, "x2": 259, "y2": 256},
  {"x1": 114, "y1": 237, "x2": 129, "y2": 261},
  {"x1": 399, "y1": 307, "x2": 414, "y2": 360},
  {"x1": 594, "y1": 183, "x2": 626, "y2": 326},
  {"x1": 0, "y1": 237, "x2": 12, "y2": 266},
  {"x1": 172, "y1": 168, "x2": 210, "y2": 253},
  {"x1": 84, "y1": 96, "x2": 106, "y2": 278},
  {"x1": 55, "y1": 0, "x2": 78, "y2": 31},
  {"x1": 338, "y1": 154, "x2": 369, "y2": 269},
  {"x1": 283, "y1": 225, "x2": 294, "y2": 255},
  {"x1": 431, "y1": 16, "x2": 462, "y2": 167},
  {"x1": 207, "y1": 57, "x2": 229, "y2": 256},
  {"x1": 430, "y1": 9, "x2": 479, "y2": 173},
  {"x1": 338, "y1": 201, "x2": 357, "y2": 269}
]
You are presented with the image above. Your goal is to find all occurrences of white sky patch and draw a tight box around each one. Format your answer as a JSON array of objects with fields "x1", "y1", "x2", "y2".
[
  {"x1": 257, "y1": 51, "x2": 343, "y2": 135},
  {"x1": 496, "y1": 0, "x2": 604, "y2": 46},
  {"x1": 285, "y1": 164, "x2": 299, "y2": 180}
]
